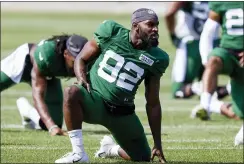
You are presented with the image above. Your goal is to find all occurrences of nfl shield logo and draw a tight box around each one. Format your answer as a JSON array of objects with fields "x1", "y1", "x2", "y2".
[{"x1": 148, "y1": 9, "x2": 154, "y2": 14}]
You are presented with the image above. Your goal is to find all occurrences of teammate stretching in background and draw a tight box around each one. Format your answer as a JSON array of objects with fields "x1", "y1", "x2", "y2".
[
  {"x1": 191, "y1": 2, "x2": 243, "y2": 146},
  {"x1": 165, "y1": 1, "x2": 229, "y2": 99},
  {"x1": 1, "y1": 34, "x2": 87, "y2": 136}
]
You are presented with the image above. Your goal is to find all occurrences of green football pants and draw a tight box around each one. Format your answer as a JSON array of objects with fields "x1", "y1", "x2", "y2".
[{"x1": 74, "y1": 84, "x2": 151, "y2": 161}]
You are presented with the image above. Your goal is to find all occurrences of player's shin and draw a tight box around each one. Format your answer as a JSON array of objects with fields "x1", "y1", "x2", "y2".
[
  {"x1": 55, "y1": 86, "x2": 89, "y2": 163},
  {"x1": 63, "y1": 86, "x2": 83, "y2": 130},
  {"x1": 63, "y1": 86, "x2": 85, "y2": 153}
]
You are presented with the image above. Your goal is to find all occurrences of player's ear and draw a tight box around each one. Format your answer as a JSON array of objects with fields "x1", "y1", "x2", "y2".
[
  {"x1": 64, "y1": 49, "x2": 71, "y2": 59},
  {"x1": 64, "y1": 50, "x2": 75, "y2": 61}
]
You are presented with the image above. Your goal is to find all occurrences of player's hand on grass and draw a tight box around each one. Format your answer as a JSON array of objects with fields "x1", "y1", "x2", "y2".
[
  {"x1": 151, "y1": 146, "x2": 167, "y2": 163},
  {"x1": 238, "y1": 51, "x2": 244, "y2": 67},
  {"x1": 50, "y1": 127, "x2": 68, "y2": 136}
]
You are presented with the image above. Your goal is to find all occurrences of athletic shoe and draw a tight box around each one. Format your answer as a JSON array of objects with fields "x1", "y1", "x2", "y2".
[{"x1": 55, "y1": 152, "x2": 89, "y2": 163}]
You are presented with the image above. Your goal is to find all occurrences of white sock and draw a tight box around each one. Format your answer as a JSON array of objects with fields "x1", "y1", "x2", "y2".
[
  {"x1": 68, "y1": 129, "x2": 85, "y2": 153},
  {"x1": 109, "y1": 145, "x2": 120, "y2": 157},
  {"x1": 191, "y1": 81, "x2": 203, "y2": 96},
  {"x1": 209, "y1": 99, "x2": 224, "y2": 114},
  {"x1": 200, "y1": 92, "x2": 212, "y2": 111}
]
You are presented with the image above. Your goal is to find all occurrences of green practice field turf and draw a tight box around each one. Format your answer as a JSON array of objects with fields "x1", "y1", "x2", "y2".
[{"x1": 1, "y1": 11, "x2": 243, "y2": 163}]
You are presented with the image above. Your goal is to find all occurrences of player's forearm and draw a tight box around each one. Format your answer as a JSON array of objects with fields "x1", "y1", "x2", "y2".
[
  {"x1": 164, "y1": 2, "x2": 184, "y2": 34},
  {"x1": 165, "y1": 16, "x2": 175, "y2": 34},
  {"x1": 31, "y1": 66, "x2": 56, "y2": 130},
  {"x1": 146, "y1": 103, "x2": 162, "y2": 148},
  {"x1": 74, "y1": 40, "x2": 100, "y2": 82},
  {"x1": 32, "y1": 91, "x2": 56, "y2": 129},
  {"x1": 74, "y1": 57, "x2": 87, "y2": 82}
]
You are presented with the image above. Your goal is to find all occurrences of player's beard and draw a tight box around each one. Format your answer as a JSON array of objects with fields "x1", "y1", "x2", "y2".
[
  {"x1": 138, "y1": 26, "x2": 159, "y2": 48},
  {"x1": 150, "y1": 34, "x2": 159, "y2": 47}
]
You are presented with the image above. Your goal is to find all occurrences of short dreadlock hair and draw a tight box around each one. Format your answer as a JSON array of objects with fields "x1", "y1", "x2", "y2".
[{"x1": 47, "y1": 34, "x2": 71, "y2": 57}]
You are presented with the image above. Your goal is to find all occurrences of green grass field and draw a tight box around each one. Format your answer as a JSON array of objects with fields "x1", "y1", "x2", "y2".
[{"x1": 1, "y1": 11, "x2": 243, "y2": 163}]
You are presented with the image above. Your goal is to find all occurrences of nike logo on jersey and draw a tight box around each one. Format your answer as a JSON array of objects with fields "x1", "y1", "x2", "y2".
[
  {"x1": 39, "y1": 52, "x2": 44, "y2": 61},
  {"x1": 139, "y1": 54, "x2": 154, "y2": 66}
]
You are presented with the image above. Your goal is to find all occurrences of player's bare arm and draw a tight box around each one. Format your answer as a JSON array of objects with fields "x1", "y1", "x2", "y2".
[
  {"x1": 164, "y1": 2, "x2": 185, "y2": 47},
  {"x1": 31, "y1": 58, "x2": 66, "y2": 136},
  {"x1": 74, "y1": 39, "x2": 100, "y2": 91},
  {"x1": 165, "y1": 2, "x2": 185, "y2": 34},
  {"x1": 209, "y1": 10, "x2": 221, "y2": 23},
  {"x1": 144, "y1": 75, "x2": 166, "y2": 163}
]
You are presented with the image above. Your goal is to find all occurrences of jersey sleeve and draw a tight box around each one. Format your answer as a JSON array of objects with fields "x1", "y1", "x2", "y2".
[
  {"x1": 149, "y1": 48, "x2": 170, "y2": 77},
  {"x1": 93, "y1": 20, "x2": 117, "y2": 47},
  {"x1": 209, "y1": 2, "x2": 223, "y2": 15},
  {"x1": 33, "y1": 40, "x2": 55, "y2": 75}
]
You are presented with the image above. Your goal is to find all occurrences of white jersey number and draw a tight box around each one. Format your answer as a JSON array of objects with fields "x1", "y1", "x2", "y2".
[
  {"x1": 226, "y1": 8, "x2": 244, "y2": 35},
  {"x1": 192, "y1": 2, "x2": 209, "y2": 34},
  {"x1": 98, "y1": 50, "x2": 144, "y2": 91}
]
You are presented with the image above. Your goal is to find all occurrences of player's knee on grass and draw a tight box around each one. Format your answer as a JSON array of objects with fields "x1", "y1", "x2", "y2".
[
  {"x1": 119, "y1": 137, "x2": 151, "y2": 162},
  {"x1": 108, "y1": 114, "x2": 151, "y2": 162},
  {"x1": 128, "y1": 139, "x2": 151, "y2": 162}
]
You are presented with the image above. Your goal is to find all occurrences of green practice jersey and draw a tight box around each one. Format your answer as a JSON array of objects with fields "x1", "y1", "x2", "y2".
[
  {"x1": 89, "y1": 20, "x2": 169, "y2": 106},
  {"x1": 210, "y1": 2, "x2": 244, "y2": 50},
  {"x1": 34, "y1": 40, "x2": 72, "y2": 78}
]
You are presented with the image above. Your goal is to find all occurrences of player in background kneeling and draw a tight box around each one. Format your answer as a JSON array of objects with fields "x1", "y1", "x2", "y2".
[
  {"x1": 1, "y1": 34, "x2": 88, "y2": 136},
  {"x1": 164, "y1": 1, "x2": 229, "y2": 99},
  {"x1": 191, "y1": 2, "x2": 243, "y2": 146}
]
